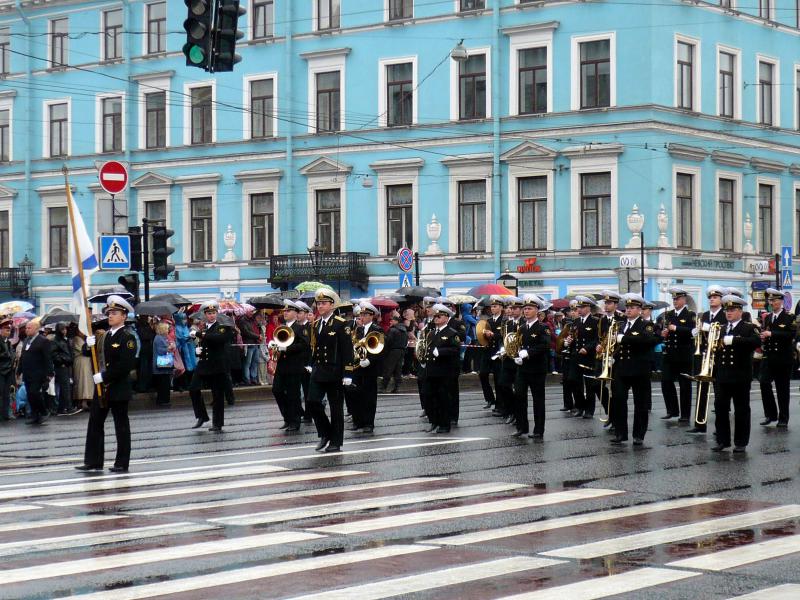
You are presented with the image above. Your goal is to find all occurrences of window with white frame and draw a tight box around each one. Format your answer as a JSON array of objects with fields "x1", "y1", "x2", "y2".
[
  {"x1": 676, "y1": 173, "x2": 694, "y2": 248},
  {"x1": 676, "y1": 39, "x2": 696, "y2": 110},
  {"x1": 253, "y1": 0, "x2": 274, "y2": 39},
  {"x1": 0, "y1": 210, "x2": 8, "y2": 267},
  {"x1": 387, "y1": 184, "x2": 412, "y2": 254},
  {"x1": 97, "y1": 195, "x2": 128, "y2": 234},
  {"x1": 103, "y1": 9, "x2": 122, "y2": 61},
  {"x1": 580, "y1": 39, "x2": 610, "y2": 109},
  {"x1": 795, "y1": 68, "x2": 799, "y2": 130},
  {"x1": 580, "y1": 173, "x2": 611, "y2": 248},
  {"x1": 389, "y1": 0, "x2": 413, "y2": 20},
  {"x1": 191, "y1": 197, "x2": 213, "y2": 262},
  {"x1": 49, "y1": 102, "x2": 69, "y2": 157},
  {"x1": 0, "y1": 109, "x2": 8, "y2": 162},
  {"x1": 758, "y1": 183, "x2": 773, "y2": 254},
  {"x1": 759, "y1": 0, "x2": 771, "y2": 20},
  {"x1": 145, "y1": 199, "x2": 166, "y2": 263},
  {"x1": 758, "y1": 60, "x2": 775, "y2": 126},
  {"x1": 460, "y1": 0, "x2": 485, "y2": 10},
  {"x1": 386, "y1": 62, "x2": 413, "y2": 127},
  {"x1": 519, "y1": 47, "x2": 547, "y2": 115},
  {"x1": 316, "y1": 189, "x2": 341, "y2": 252},
  {"x1": 191, "y1": 86, "x2": 213, "y2": 144},
  {"x1": 250, "y1": 192, "x2": 274, "y2": 259},
  {"x1": 250, "y1": 78, "x2": 274, "y2": 138},
  {"x1": 518, "y1": 176, "x2": 547, "y2": 250},
  {"x1": 458, "y1": 180, "x2": 486, "y2": 252},
  {"x1": 795, "y1": 188, "x2": 800, "y2": 254},
  {"x1": 719, "y1": 50, "x2": 736, "y2": 118},
  {"x1": 720, "y1": 0, "x2": 732, "y2": 8},
  {"x1": 317, "y1": 0, "x2": 340, "y2": 30},
  {"x1": 0, "y1": 28, "x2": 9, "y2": 75},
  {"x1": 719, "y1": 178, "x2": 735, "y2": 251},
  {"x1": 50, "y1": 18, "x2": 68, "y2": 67},
  {"x1": 146, "y1": 2, "x2": 166, "y2": 54},
  {"x1": 49, "y1": 206, "x2": 68, "y2": 267},
  {"x1": 459, "y1": 54, "x2": 486, "y2": 120},
  {"x1": 316, "y1": 71, "x2": 341, "y2": 132},
  {"x1": 102, "y1": 96, "x2": 122, "y2": 153},
  {"x1": 145, "y1": 91, "x2": 166, "y2": 149}
]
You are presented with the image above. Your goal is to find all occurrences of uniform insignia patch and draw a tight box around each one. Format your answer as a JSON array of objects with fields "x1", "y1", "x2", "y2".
[
  {"x1": 585, "y1": 327, "x2": 592, "y2": 331},
  {"x1": 111, "y1": 343, "x2": 120, "y2": 348},
  {"x1": 679, "y1": 319, "x2": 686, "y2": 323},
  {"x1": 454, "y1": 336, "x2": 460, "y2": 343},
  {"x1": 632, "y1": 331, "x2": 640, "y2": 336},
  {"x1": 127, "y1": 340, "x2": 135, "y2": 350},
  {"x1": 345, "y1": 327, "x2": 351, "y2": 335},
  {"x1": 645, "y1": 325, "x2": 654, "y2": 332},
  {"x1": 779, "y1": 324, "x2": 786, "y2": 328},
  {"x1": 218, "y1": 327, "x2": 225, "y2": 333},
  {"x1": 334, "y1": 316, "x2": 346, "y2": 322},
  {"x1": 328, "y1": 331, "x2": 336, "y2": 336}
]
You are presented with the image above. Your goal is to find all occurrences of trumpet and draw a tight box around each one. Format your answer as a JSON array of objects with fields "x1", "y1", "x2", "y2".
[
  {"x1": 355, "y1": 330, "x2": 385, "y2": 363},
  {"x1": 271, "y1": 325, "x2": 295, "y2": 349},
  {"x1": 693, "y1": 315, "x2": 703, "y2": 356}
]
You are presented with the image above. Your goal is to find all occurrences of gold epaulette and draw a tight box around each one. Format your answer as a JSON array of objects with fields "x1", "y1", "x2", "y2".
[{"x1": 334, "y1": 315, "x2": 346, "y2": 322}]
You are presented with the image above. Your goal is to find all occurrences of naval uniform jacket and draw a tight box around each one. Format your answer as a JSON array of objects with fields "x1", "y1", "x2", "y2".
[
  {"x1": 485, "y1": 315, "x2": 504, "y2": 352},
  {"x1": 448, "y1": 317, "x2": 467, "y2": 343},
  {"x1": 516, "y1": 320, "x2": 551, "y2": 375},
  {"x1": 613, "y1": 318, "x2": 659, "y2": 378},
  {"x1": 761, "y1": 310, "x2": 794, "y2": 367},
  {"x1": 310, "y1": 315, "x2": 354, "y2": 383},
  {"x1": 355, "y1": 322, "x2": 384, "y2": 376},
  {"x1": 424, "y1": 326, "x2": 461, "y2": 377},
  {"x1": 571, "y1": 314, "x2": 599, "y2": 370},
  {"x1": 195, "y1": 321, "x2": 234, "y2": 376},
  {"x1": 100, "y1": 327, "x2": 137, "y2": 402},
  {"x1": 275, "y1": 321, "x2": 312, "y2": 376},
  {"x1": 714, "y1": 321, "x2": 761, "y2": 384},
  {"x1": 661, "y1": 307, "x2": 696, "y2": 360}
]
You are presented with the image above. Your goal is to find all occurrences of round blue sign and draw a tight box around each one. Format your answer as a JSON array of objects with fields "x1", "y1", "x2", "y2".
[{"x1": 397, "y1": 247, "x2": 414, "y2": 272}]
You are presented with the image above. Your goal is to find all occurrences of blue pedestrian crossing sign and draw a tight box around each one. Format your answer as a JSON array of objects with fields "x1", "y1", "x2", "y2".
[
  {"x1": 99, "y1": 235, "x2": 131, "y2": 270},
  {"x1": 780, "y1": 245, "x2": 793, "y2": 290},
  {"x1": 398, "y1": 272, "x2": 413, "y2": 288},
  {"x1": 782, "y1": 270, "x2": 793, "y2": 290}
]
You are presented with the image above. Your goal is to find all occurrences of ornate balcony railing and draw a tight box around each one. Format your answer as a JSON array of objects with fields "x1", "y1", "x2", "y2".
[
  {"x1": 0, "y1": 267, "x2": 31, "y2": 298},
  {"x1": 268, "y1": 252, "x2": 370, "y2": 291}
]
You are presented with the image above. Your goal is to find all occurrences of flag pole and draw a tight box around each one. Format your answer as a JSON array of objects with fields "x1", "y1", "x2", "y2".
[{"x1": 63, "y1": 166, "x2": 105, "y2": 407}]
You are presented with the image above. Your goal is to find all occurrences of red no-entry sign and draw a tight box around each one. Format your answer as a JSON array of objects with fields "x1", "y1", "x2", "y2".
[{"x1": 98, "y1": 161, "x2": 129, "y2": 195}]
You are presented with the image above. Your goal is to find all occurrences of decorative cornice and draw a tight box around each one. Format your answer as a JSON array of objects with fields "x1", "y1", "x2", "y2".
[
  {"x1": 130, "y1": 70, "x2": 175, "y2": 81},
  {"x1": 561, "y1": 143, "x2": 624, "y2": 158},
  {"x1": 36, "y1": 184, "x2": 75, "y2": 196},
  {"x1": 299, "y1": 156, "x2": 352, "y2": 176},
  {"x1": 0, "y1": 90, "x2": 16, "y2": 99},
  {"x1": 300, "y1": 47, "x2": 351, "y2": 60},
  {"x1": 131, "y1": 172, "x2": 174, "y2": 188},
  {"x1": 501, "y1": 20, "x2": 559, "y2": 36},
  {"x1": 234, "y1": 168, "x2": 283, "y2": 182},
  {"x1": 440, "y1": 153, "x2": 494, "y2": 167},
  {"x1": 501, "y1": 141, "x2": 557, "y2": 163},
  {"x1": 711, "y1": 150, "x2": 748, "y2": 168},
  {"x1": 368, "y1": 158, "x2": 424, "y2": 172},
  {"x1": 667, "y1": 143, "x2": 708, "y2": 162},
  {"x1": 174, "y1": 174, "x2": 222, "y2": 186},
  {"x1": 789, "y1": 164, "x2": 800, "y2": 176},
  {"x1": 750, "y1": 157, "x2": 786, "y2": 173},
  {"x1": 0, "y1": 184, "x2": 17, "y2": 198}
]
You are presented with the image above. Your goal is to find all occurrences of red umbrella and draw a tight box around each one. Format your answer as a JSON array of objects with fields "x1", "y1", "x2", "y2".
[
  {"x1": 550, "y1": 299, "x2": 570, "y2": 310},
  {"x1": 370, "y1": 296, "x2": 399, "y2": 309},
  {"x1": 467, "y1": 283, "x2": 514, "y2": 297}
]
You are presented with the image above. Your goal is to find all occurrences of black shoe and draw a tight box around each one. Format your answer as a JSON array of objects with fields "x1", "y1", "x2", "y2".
[
  {"x1": 303, "y1": 417, "x2": 313, "y2": 423},
  {"x1": 733, "y1": 446, "x2": 747, "y2": 453},
  {"x1": 426, "y1": 424, "x2": 438, "y2": 433},
  {"x1": 559, "y1": 407, "x2": 571, "y2": 412},
  {"x1": 226, "y1": 400, "x2": 235, "y2": 406},
  {"x1": 285, "y1": 424, "x2": 300, "y2": 432},
  {"x1": 512, "y1": 430, "x2": 526, "y2": 438},
  {"x1": 632, "y1": 438, "x2": 644, "y2": 446},
  {"x1": 361, "y1": 426, "x2": 374, "y2": 433},
  {"x1": 582, "y1": 413, "x2": 594, "y2": 419},
  {"x1": 315, "y1": 437, "x2": 329, "y2": 451},
  {"x1": 278, "y1": 422, "x2": 289, "y2": 430},
  {"x1": 192, "y1": 418, "x2": 208, "y2": 429},
  {"x1": 776, "y1": 421, "x2": 788, "y2": 429},
  {"x1": 711, "y1": 444, "x2": 730, "y2": 452},
  {"x1": 74, "y1": 464, "x2": 102, "y2": 472},
  {"x1": 660, "y1": 414, "x2": 678, "y2": 420},
  {"x1": 108, "y1": 466, "x2": 128, "y2": 473},
  {"x1": 208, "y1": 425, "x2": 222, "y2": 433},
  {"x1": 528, "y1": 432, "x2": 543, "y2": 440},
  {"x1": 436, "y1": 426, "x2": 451, "y2": 433},
  {"x1": 610, "y1": 436, "x2": 628, "y2": 445},
  {"x1": 419, "y1": 410, "x2": 427, "y2": 419},
  {"x1": 483, "y1": 402, "x2": 494, "y2": 409},
  {"x1": 570, "y1": 410, "x2": 582, "y2": 417},
  {"x1": 686, "y1": 427, "x2": 706, "y2": 434},
  {"x1": 759, "y1": 418, "x2": 776, "y2": 426},
  {"x1": 325, "y1": 445, "x2": 341, "y2": 453}
]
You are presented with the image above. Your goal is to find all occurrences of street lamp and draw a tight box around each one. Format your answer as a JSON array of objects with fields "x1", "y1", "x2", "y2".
[
  {"x1": 18, "y1": 254, "x2": 34, "y2": 299},
  {"x1": 450, "y1": 40, "x2": 468, "y2": 63},
  {"x1": 308, "y1": 239, "x2": 326, "y2": 279}
]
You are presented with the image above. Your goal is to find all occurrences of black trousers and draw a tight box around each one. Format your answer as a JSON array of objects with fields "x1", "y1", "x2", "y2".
[
  {"x1": 691, "y1": 380, "x2": 714, "y2": 432},
  {"x1": 273, "y1": 372, "x2": 302, "y2": 426},
  {"x1": 496, "y1": 361, "x2": 515, "y2": 416},
  {"x1": 55, "y1": 365, "x2": 72, "y2": 413},
  {"x1": 567, "y1": 360, "x2": 589, "y2": 414},
  {"x1": 479, "y1": 351, "x2": 499, "y2": 406},
  {"x1": 153, "y1": 373, "x2": 171, "y2": 406},
  {"x1": 715, "y1": 381, "x2": 751, "y2": 447},
  {"x1": 759, "y1": 360, "x2": 791, "y2": 423},
  {"x1": 514, "y1": 371, "x2": 546, "y2": 435},
  {"x1": 300, "y1": 370, "x2": 310, "y2": 416},
  {"x1": 417, "y1": 367, "x2": 427, "y2": 413},
  {"x1": 23, "y1": 377, "x2": 47, "y2": 419},
  {"x1": 382, "y1": 349, "x2": 404, "y2": 390},
  {"x1": 612, "y1": 374, "x2": 650, "y2": 440},
  {"x1": 422, "y1": 375, "x2": 450, "y2": 429},
  {"x1": 357, "y1": 373, "x2": 379, "y2": 428},
  {"x1": 0, "y1": 371, "x2": 12, "y2": 418},
  {"x1": 308, "y1": 379, "x2": 344, "y2": 446},
  {"x1": 661, "y1": 357, "x2": 692, "y2": 418},
  {"x1": 83, "y1": 398, "x2": 130, "y2": 469},
  {"x1": 448, "y1": 375, "x2": 460, "y2": 423},
  {"x1": 189, "y1": 371, "x2": 225, "y2": 427}
]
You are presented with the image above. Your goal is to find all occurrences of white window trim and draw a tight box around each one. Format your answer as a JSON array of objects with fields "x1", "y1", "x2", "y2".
[
  {"x1": 508, "y1": 30, "x2": 554, "y2": 116},
  {"x1": 449, "y1": 45, "x2": 492, "y2": 121},
  {"x1": 94, "y1": 91, "x2": 126, "y2": 154},
  {"x1": 39, "y1": 191, "x2": 69, "y2": 270},
  {"x1": 793, "y1": 181, "x2": 800, "y2": 255},
  {"x1": 183, "y1": 81, "x2": 217, "y2": 146},
  {"x1": 248, "y1": 0, "x2": 275, "y2": 40},
  {"x1": 243, "y1": 72, "x2": 279, "y2": 139},
  {"x1": 0, "y1": 198, "x2": 12, "y2": 267},
  {"x1": 569, "y1": 155, "x2": 619, "y2": 249},
  {"x1": 182, "y1": 182, "x2": 218, "y2": 263},
  {"x1": 241, "y1": 178, "x2": 280, "y2": 260},
  {"x1": 99, "y1": 7, "x2": 122, "y2": 62},
  {"x1": 136, "y1": 187, "x2": 171, "y2": 238},
  {"x1": 508, "y1": 164, "x2": 554, "y2": 252},
  {"x1": 384, "y1": 0, "x2": 414, "y2": 21},
  {"x1": 376, "y1": 169, "x2": 419, "y2": 255},
  {"x1": 755, "y1": 54, "x2": 780, "y2": 128},
  {"x1": 306, "y1": 54, "x2": 346, "y2": 133},
  {"x1": 755, "y1": 176, "x2": 780, "y2": 256},
  {"x1": 143, "y1": 2, "x2": 165, "y2": 55},
  {"x1": 716, "y1": 44, "x2": 742, "y2": 120},
  {"x1": 137, "y1": 76, "x2": 171, "y2": 150},
  {"x1": 674, "y1": 34, "x2": 701, "y2": 112},
  {"x1": 93, "y1": 190, "x2": 128, "y2": 237},
  {"x1": 446, "y1": 163, "x2": 492, "y2": 254},
  {"x1": 570, "y1": 32, "x2": 616, "y2": 111},
  {"x1": 47, "y1": 17, "x2": 67, "y2": 67},
  {"x1": 378, "y1": 56, "x2": 417, "y2": 127},
  {"x1": 758, "y1": 0, "x2": 775, "y2": 21},
  {"x1": 0, "y1": 96, "x2": 13, "y2": 162},
  {"x1": 715, "y1": 170, "x2": 743, "y2": 253},
  {"x1": 43, "y1": 98, "x2": 71, "y2": 158},
  {"x1": 312, "y1": 0, "x2": 340, "y2": 32},
  {"x1": 306, "y1": 175, "x2": 347, "y2": 252},
  {"x1": 672, "y1": 166, "x2": 702, "y2": 251},
  {"x1": 794, "y1": 63, "x2": 800, "y2": 131}
]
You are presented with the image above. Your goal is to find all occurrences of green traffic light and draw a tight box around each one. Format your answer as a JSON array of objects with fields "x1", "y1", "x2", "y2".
[{"x1": 187, "y1": 44, "x2": 205, "y2": 64}]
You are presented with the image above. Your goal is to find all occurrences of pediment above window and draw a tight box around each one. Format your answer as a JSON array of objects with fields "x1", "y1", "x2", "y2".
[
  {"x1": 132, "y1": 172, "x2": 174, "y2": 188},
  {"x1": 500, "y1": 141, "x2": 557, "y2": 163},
  {"x1": 299, "y1": 156, "x2": 352, "y2": 176},
  {"x1": 0, "y1": 184, "x2": 17, "y2": 199}
]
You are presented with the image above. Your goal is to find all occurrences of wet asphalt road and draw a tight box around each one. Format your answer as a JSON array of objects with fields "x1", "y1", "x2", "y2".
[{"x1": 0, "y1": 381, "x2": 798, "y2": 599}]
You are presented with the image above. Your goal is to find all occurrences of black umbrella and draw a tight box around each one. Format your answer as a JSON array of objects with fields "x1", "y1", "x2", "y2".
[
  {"x1": 150, "y1": 293, "x2": 193, "y2": 307},
  {"x1": 247, "y1": 295, "x2": 284, "y2": 309},
  {"x1": 396, "y1": 286, "x2": 440, "y2": 299},
  {"x1": 134, "y1": 300, "x2": 178, "y2": 316},
  {"x1": 88, "y1": 286, "x2": 134, "y2": 304},
  {"x1": 40, "y1": 308, "x2": 80, "y2": 326}
]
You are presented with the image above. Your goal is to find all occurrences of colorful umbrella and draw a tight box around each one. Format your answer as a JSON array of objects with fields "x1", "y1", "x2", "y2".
[
  {"x1": 295, "y1": 281, "x2": 334, "y2": 293},
  {"x1": 447, "y1": 294, "x2": 478, "y2": 305},
  {"x1": 467, "y1": 284, "x2": 514, "y2": 297},
  {"x1": 549, "y1": 299, "x2": 570, "y2": 310},
  {"x1": 0, "y1": 300, "x2": 34, "y2": 315},
  {"x1": 370, "y1": 296, "x2": 399, "y2": 309},
  {"x1": 13, "y1": 311, "x2": 35, "y2": 319}
]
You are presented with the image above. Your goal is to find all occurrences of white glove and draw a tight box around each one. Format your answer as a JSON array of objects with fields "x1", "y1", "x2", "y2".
[
  {"x1": 189, "y1": 330, "x2": 197, "y2": 338},
  {"x1": 195, "y1": 346, "x2": 203, "y2": 356},
  {"x1": 433, "y1": 347, "x2": 439, "y2": 357},
  {"x1": 514, "y1": 357, "x2": 524, "y2": 366},
  {"x1": 518, "y1": 349, "x2": 529, "y2": 359},
  {"x1": 490, "y1": 353, "x2": 500, "y2": 361},
  {"x1": 305, "y1": 366, "x2": 312, "y2": 373},
  {"x1": 276, "y1": 345, "x2": 286, "y2": 353},
  {"x1": 498, "y1": 346, "x2": 506, "y2": 357},
  {"x1": 342, "y1": 377, "x2": 353, "y2": 386},
  {"x1": 702, "y1": 322, "x2": 711, "y2": 332},
  {"x1": 86, "y1": 335, "x2": 96, "y2": 348},
  {"x1": 723, "y1": 335, "x2": 733, "y2": 346},
  {"x1": 267, "y1": 340, "x2": 277, "y2": 350},
  {"x1": 92, "y1": 372, "x2": 103, "y2": 384},
  {"x1": 359, "y1": 359, "x2": 370, "y2": 368},
  {"x1": 616, "y1": 334, "x2": 624, "y2": 343},
  {"x1": 796, "y1": 342, "x2": 800, "y2": 353},
  {"x1": 691, "y1": 328, "x2": 698, "y2": 338}
]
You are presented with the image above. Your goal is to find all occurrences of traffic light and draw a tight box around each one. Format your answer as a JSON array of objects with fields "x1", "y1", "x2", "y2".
[
  {"x1": 211, "y1": 0, "x2": 245, "y2": 72},
  {"x1": 183, "y1": 0, "x2": 213, "y2": 70},
  {"x1": 118, "y1": 273, "x2": 140, "y2": 305},
  {"x1": 128, "y1": 226, "x2": 143, "y2": 272},
  {"x1": 152, "y1": 226, "x2": 175, "y2": 281}
]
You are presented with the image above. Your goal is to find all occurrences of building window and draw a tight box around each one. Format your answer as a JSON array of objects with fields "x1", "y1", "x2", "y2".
[
  {"x1": 758, "y1": 61, "x2": 774, "y2": 126},
  {"x1": 676, "y1": 173, "x2": 693, "y2": 248},
  {"x1": 758, "y1": 184, "x2": 773, "y2": 254},
  {"x1": 145, "y1": 199, "x2": 166, "y2": 263},
  {"x1": 316, "y1": 189, "x2": 341, "y2": 253},
  {"x1": 103, "y1": 9, "x2": 122, "y2": 60},
  {"x1": 250, "y1": 193, "x2": 274, "y2": 259},
  {"x1": 250, "y1": 79, "x2": 274, "y2": 138},
  {"x1": 460, "y1": 0, "x2": 485, "y2": 10},
  {"x1": 795, "y1": 189, "x2": 800, "y2": 254},
  {"x1": 147, "y1": 2, "x2": 166, "y2": 54},
  {"x1": 316, "y1": 71, "x2": 340, "y2": 132},
  {"x1": 459, "y1": 54, "x2": 486, "y2": 120},
  {"x1": 677, "y1": 41, "x2": 694, "y2": 110},
  {"x1": 49, "y1": 206, "x2": 68, "y2": 268},
  {"x1": 0, "y1": 210, "x2": 7, "y2": 267},
  {"x1": 49, "y1": 103, "x2": 68, "y2": 157},
  {"x1": 97, "y1": 196, "x2": 128, "y2": 234},
  {"x1": 719, "y1": 51, "x2": 735, "y2": 118},
  {"x1": 387, "y1": 62, "x2": 413, "y2": 127},
  {"x1": 0, "y1": 28, "x2": 9, "y2": 75},
  {"x1": 580, "y1": 39, "x2": 610, "y2": 109},
  {"x1": 720, "y1": 0, "x2": 732, "y2": 8},
  {"x1": 191, "y1": 197, "x2": 213, "y2": 262},
  {"x1": 719, "y1": 178, "x2": 734, "y2": 252},
  {"x1": 387, "y1": 184, "x2": 412, "y2": 254},
  {"x1": 518, "y1": 176, "x2": 547, "y2": 251},
  {"x1": 580, "y1": 173, "x2": 611, "y2": 248},
  {"x1": 0, "y1": 109, "x2": 8, "y2": 162},
  {"x1": 389, "y1": 0, "x2": 413, "y2": 20},
  {"x1": 50, "y1": 18, "x2": 68, "y2": 67},
  {"x1": 102, "y1": 97, "x2": 122, "y2": 153},
  {"x1": 145, "y1": 91, "x2": 166, "y2": 149},
  {"x1": 759, "y1": 0, "x2": 771, "y2": 19},
  {"x1": 795, "y1": 68, "x2": 799, "y2": 130},
  {"x1": 191, "y1": 86, "x2": 212, "y2": 144},
  {"x1": 318, "y1": 0, "x2": 340, "y2": 30},
  {"x1": 519, "y1": 47, "x2": 547, "y2": 115},
  {"x1": 253, "y1": 0, "x2": 274, "y2": 39},
  {"x1": 458, "y1": 180, "x2": 486, "y2": 252}
]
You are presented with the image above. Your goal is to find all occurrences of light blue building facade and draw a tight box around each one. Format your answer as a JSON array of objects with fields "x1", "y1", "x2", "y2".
[{"x1": 0, "y1": 0, "x2": 799, "y2": 313}]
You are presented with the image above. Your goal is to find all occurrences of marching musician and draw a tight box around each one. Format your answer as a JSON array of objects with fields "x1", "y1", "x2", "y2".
[
  {"x1": 712, "y1": 294, "x2": 760, "y2": 453},
  {"x1": 295, "y1": 301, "x2": 313, "y2": 422},
  {"x1": 597, "y1": 290, "x2": 625, "y2": 426},
  {"x1": 416, "y1": 297, "x2": 436, "y2": 421},
  {"x1": 422, "y1": 304, "x2": 461, "y2": 433},
  {"x1": 480, "y1": 296, "x2": 505, "y2": 413},
  {"x1": 660, "y1": 287, "x2": 696, "y2": 422},
  {"x1": 343, "y1": 303, "x2": 361, "y2": 421},
  {"x1": 557, "y1": 301, "x2": 578, "y2": 413},
  {"x1": 759, "y1": 288, "x2": 793, "y2": 428},
  {"x1": 443, "y1": 297, "x2": 466, "y2": 426},
  {"x1": 512, "y1": 295, "x2": 551, "y2": 439},
  {"x1": 564, "y1": 295, "x2": 599, "y2": 419},
  {"x1": 307, "y1": 288, "x2": 355, "y2": 453},
  {"x1": 352, "y1": 302, "x2": 383, "y2": 434},
  {"x1": 498, "y1": 297, "x2": 522, "y2": 425},
  {"x1": 688, "y1": 285, "x2": 727, "y2": 434},
  {"x1": 610, "y1": 293, "x2": 659, "y2": 447},
  {"x1": 269, "y1": 300, "x2": 310, "y2": 432}
]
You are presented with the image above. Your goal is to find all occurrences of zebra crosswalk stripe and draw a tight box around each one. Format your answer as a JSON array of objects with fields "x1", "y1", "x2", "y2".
[{"x1": 726, "y1": 584, "x2": 800, "y2": 599}]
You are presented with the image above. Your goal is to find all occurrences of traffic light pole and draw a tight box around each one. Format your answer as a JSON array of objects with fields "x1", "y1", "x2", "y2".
[{"x1": 142, "y1": 218, "x2": 150, "y2": 302}]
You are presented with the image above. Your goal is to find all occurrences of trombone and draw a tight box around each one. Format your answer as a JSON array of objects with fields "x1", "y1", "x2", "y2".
[
  {"x1": 269, "y1": 325, "x2": 295, "y2": 362},
  {"x1": 585, "y1": 319, "x2": 619, "y2": 423},
  {"x1": 354, "y1": 330, "x2": 385, "y2": 365},
  {"x1": 682, "y1": 322, "x2": 721, "y2": 426}
]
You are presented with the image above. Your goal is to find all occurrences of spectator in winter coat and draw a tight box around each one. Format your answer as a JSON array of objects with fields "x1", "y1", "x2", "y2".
[
  {"x1": 52, "y1": 323, "x2": 78, "y2": 415},
  {"x1": 382, "y1": 314, "x2": 407, "y2": 393}
]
